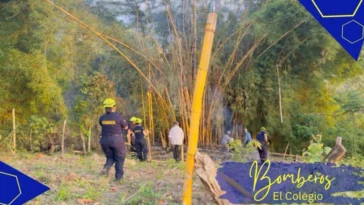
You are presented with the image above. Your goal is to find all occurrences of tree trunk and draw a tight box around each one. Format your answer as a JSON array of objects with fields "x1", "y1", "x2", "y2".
[
  {"x1": 80, "y1": 132, "x2": 86, "y2": 154},
  {"x1": 48, "y1": 135, "x2": 55, "y2": 154},
  {"x1": 29, "y1": 130, "x2": 32, "y2": 152}
]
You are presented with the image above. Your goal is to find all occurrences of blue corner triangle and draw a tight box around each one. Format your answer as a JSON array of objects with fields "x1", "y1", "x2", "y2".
[
  {"x1": 0, "y1": 161, "x2": 50, "y2": 205},
  {"x1": 299, "y1": 0, "x2": 364, "y2": 61}
]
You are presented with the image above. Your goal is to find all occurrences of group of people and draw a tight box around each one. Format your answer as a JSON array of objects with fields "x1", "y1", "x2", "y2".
[
  {"x1": 221, "y1": 127, "x2": 269, "y2": 163},
  {"x1": 98, "y1": 98, "x2": 149, "y2": 182},
  {"x1": 98, "y1": 98, "x2": 185, "y2": 182},
  {"x1": 98, "y1": 97, "x2": 269, "y2": 182},
  {"x1": 126, "y1": 116, "x2": 149, "y2": 162}
]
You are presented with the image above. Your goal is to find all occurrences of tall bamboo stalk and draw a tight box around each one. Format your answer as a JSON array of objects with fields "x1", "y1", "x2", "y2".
[
  {"x1": 12, "y1": 108, "x2": 16, "y2": 150},
  {"x1": 140, "y1": 78, "x2": 147, "y2": 128},
  {"x1": 192, "y1": 0, "x2": 197, "y2": 83},
  {"x1": 201, "y1": 91, "x2": 206, "y2": 146},
  {"x1": 183, "y1": 86, "x2": 192, "y2": 116},
  {"x1": 165, "y1": 88, "x2": 176, "y2": 121},
  {"x1": 276, "y1": 64, "x2": 283, "y2": 123},
  {"x1": 104, "y1": 35, "x2": 166, "y2": 78},
  {"x1": 182, "y1": 1, "x2": 218, "y2": 204}
]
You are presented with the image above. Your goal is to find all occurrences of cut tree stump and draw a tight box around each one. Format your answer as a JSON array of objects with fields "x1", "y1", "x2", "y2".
[
  {"x1": 324, "y1": 137, "x2": 346, "y2": 163},
  {"x1": 195, "y1": 152, "x2": 231, "y2": 205}
]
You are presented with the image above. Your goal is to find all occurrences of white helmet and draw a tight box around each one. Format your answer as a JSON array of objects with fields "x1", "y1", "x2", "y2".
[{"x1": 227, "y1": 131, "x2": 231, "y2": 135}]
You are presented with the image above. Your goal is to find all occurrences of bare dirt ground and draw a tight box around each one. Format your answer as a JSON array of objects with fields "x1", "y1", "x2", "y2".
[{"x1": 1, "y1": 148, "x2": 221, "y2": 205}]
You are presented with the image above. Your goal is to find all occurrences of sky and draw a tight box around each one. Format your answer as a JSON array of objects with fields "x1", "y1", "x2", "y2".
[{"x1": 89, "y1": 0, "x2": 245, "y2": 24}]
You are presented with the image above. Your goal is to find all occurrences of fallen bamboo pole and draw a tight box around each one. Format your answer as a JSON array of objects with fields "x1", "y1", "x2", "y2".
[{"x1": 182, "y1": 1, "x2": 218, "y2": 204}]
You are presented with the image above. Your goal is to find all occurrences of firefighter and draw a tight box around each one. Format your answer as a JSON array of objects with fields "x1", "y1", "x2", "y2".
[
  {"x1": 133, "y1": 118, "x2": 149, "y2": 161},
  {"x1": 256, "y1": 127, "x2": 269, "y2": 163},
  {"x1": 128, "y1": 117, "x2": 137, "y2": 152},
  {"x1": 99, "y1": 98, "x2": 128, "y2": 182}
]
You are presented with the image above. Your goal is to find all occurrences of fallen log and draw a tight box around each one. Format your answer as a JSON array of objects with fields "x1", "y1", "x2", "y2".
[{"x1": 195, "y1": 152, "x2": 231, "y2": 205}]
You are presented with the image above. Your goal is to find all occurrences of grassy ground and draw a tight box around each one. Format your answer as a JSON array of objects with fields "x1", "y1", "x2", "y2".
[{"x1": 0, "y1": 152, "x2": 216, "y2": 205}]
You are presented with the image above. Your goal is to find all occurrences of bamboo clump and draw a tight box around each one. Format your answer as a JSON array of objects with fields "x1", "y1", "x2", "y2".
[{"x1": 43, "y1": 0, "x2": 296, "y2": 165}]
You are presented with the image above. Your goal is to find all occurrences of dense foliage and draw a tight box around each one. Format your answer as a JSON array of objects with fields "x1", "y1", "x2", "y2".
[{"x1": 0, "y1": 0, "x2": 363, "y2": 157}]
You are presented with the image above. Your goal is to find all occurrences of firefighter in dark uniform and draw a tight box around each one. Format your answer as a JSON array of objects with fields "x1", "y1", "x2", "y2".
[
  {"x1": 133, "y1": 118, "x2": 149, "y2": 161},
  {"x1": 256, "y1": 127, "x2": 269, "y2": 163},
  {"x1": 128, "y1": 117, "x2": 137, "y2": 152},
  {"x1": 99, "y1": 98, "x2": 128, "y2": 181}
]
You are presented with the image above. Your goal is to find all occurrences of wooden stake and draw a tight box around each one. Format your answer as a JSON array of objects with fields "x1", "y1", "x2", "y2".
[
  {"x1": 61, "y1": 119, "x2": 67, "y2": 156},
  {"x1": 12, "y1": 108, "x2": 16, "y2": 150},
  {"x1": 88, "y1": 126, "x2": 91, "y2": 153},
  {"x1": 283, "y1": 143, "x2": 289, "y2": 159}
]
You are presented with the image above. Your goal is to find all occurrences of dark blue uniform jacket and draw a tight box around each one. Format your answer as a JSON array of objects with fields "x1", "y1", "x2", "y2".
[
  {"x1": 99, "y1": 112, "x2": 128, "y2": 136},
  {"x1": 256, "y1": 131, "x2": 266, "y2": 143},
  {"x1": 133, "y1": 125, "x2": 145, "y2": 141}
]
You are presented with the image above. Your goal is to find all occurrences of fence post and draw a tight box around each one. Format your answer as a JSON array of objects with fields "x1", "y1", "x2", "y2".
[
  {"x1": 61, "y1": 119, "x2": 67, "y2": 156},
  {"x1": 88, "y1": 126, "x2": 91, "y2": 153}
]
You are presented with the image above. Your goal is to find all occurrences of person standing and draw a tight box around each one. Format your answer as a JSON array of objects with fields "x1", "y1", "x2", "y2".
[
  {"x1": 128, "y1": 117, "x2": 137, "y2": 152},
  {"x1": 244, "y1": 128, "x2": 252, "y2": 146},
  {"x1": 133, "y1": 118, "x2": 149, "y2": 161},
  {"x1": 221, "y1": 131, "x2": 234, "y2": 153},
  {"x1": 99, "y1": 98, "x2": 128, "y2": 182},
  {"x1": 256, "y1": 127, "x2": 268, "y2": 163},
  {"x1": 168, "y1": 121, "x2": 184, "y2": 162}
]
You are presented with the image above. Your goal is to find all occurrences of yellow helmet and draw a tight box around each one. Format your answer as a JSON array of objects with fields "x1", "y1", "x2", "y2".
[
  {"x1": 130, "y1": 117, "x2": 137, "y2": 122},
  {"x1": 136, "y1": 118, "x2": 143, "y2": 124},
  {"x1": 103, "y1": 98, "x2": 116, "y2": 108}
]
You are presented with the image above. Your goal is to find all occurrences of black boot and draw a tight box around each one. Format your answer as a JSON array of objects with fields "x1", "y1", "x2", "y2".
[{"x1": 99, "y1": 167, "x2": 110, "y2": 177}]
